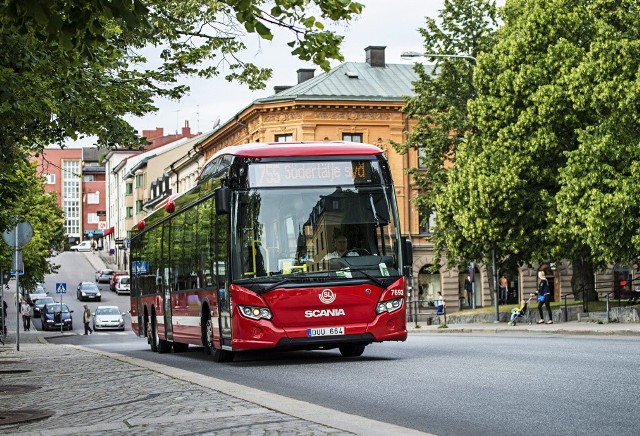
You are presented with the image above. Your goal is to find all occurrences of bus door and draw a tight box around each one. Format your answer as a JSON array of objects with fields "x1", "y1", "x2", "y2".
[
  {"x1": 217, "y1": 286, "x2": 232, "y2": 347},
  {"x1": 162, "y1": 268, "x2": 177, "y2": 341},
  {"x1": 163, "y1": 275, "x2": 173, "y2": 341}
]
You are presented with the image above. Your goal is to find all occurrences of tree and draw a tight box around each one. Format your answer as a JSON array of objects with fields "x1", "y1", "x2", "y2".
[
  {"x1": 0, "y1": 0, "x2": 364, "y2": 231},
  {"x1": 442, "y1": 0, "x2": 640, "y2": 298},
  {"x1": 0, "y1": 161, "x2": 65, "y2": 291},
  {"x1": 394, "y1": 0, "x2": 499, "y2": 271}
]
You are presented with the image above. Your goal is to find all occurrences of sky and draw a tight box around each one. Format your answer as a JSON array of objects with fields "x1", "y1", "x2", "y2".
[{"x1": 122, "y1": 0, "x2": 443, "y2": 137}]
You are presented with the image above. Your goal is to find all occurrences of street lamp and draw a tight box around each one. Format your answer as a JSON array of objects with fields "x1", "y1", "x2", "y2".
[{"x1": 401, "y1": 51, "x2": 477, "y2": 64}]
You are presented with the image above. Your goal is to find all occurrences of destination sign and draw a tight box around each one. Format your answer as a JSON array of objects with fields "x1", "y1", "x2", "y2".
[{"x1": 248, "y1": 161, "x2": 376, "y2": 187}]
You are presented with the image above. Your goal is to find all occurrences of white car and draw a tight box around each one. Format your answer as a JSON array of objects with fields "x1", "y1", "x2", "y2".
[
  {"x1": 114, "y1": 275, "x2": 130, "y2": 295},
  {"x1": 92, "y1": 306, "x2": 126, "y2": 331},
  {"x1": 70, "y1": 240, "x2": 92, "y2": 252}
]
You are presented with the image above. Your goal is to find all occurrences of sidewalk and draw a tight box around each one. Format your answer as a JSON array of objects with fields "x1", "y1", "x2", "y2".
[{"x1": 407, "y1": 320, "x2": 640, "y2": 336}]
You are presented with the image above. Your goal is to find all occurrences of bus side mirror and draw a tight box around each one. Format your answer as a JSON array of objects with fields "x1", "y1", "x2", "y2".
[
  {"x1": 402, "y1": 237, "x2": 413, "y2": 277},
  {"x1": 215, "y1": 186, "x2": 230, "y2": 215}
]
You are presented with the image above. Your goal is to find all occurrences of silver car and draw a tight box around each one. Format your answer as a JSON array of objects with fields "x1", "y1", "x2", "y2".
[{"x1": 92, "y1": 306, "x2": 126, "y2": 331}]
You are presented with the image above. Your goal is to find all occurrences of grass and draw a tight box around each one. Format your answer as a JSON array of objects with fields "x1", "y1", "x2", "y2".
[{"x1": 453, "y1": 299, "x2": 603, "y2": 317}]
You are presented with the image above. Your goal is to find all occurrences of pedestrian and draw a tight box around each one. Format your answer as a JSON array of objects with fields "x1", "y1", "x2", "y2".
[
  {"x1": 499, "y1": 274, "x2": 509, "y2": 304},
  {"x1": 536, "y1": 270, "x2": 553, "y2": 324},
  {"x1": 435, "y1": 291, "x2": 445, "y2": 315},
  {"x1": 20, "y1": 299, "x2": 32, "y2": 332},
  {"x1": 464, "y1": 275, "x2": 473, "y2": 307},
  {"x1": 1, "y1": 298, "x2": 7, "y2": 335},
  {"x1": 91, "y1": 239, "x2": 97, "y2": 254},
  {"x1": 83, "y1": 304, "x2": 93, "y2": 335}
]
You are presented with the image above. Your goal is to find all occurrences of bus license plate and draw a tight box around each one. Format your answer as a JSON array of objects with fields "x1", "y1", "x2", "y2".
[{"x1": 307, "y1": 327, "x2": 344, "y2": 337}]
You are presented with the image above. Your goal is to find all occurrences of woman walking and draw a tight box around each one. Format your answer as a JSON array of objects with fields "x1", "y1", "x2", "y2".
[{"x1": 536, "y1": 271, "x2": 553, "y2": 324}]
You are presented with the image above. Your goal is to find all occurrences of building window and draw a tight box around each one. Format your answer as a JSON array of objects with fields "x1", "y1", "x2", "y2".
[
  {"x1": 418, "y1": 145, "x2": 427, "y2": 169},
  {"x1": 125, "y1": 183, "x2": 133, "y2": 195},
  {"x1": 275, "y1": 134, "x2": 293, "y2": 142},
  {"x1": 63, "y1": 160, "x2": 81, "y2": 237},
  {"x1": 135, "y1": 174, "x2": 144, "y2": 188},
  {"x1": 136, "y1": 200, "x2": 144, "y2": 212},
  {"x1": 126, "y1": 207, "x2": 133, "y2": 218},
  {"x1": 87, "y1": 192, "x2": 99, "y2": 204},
  {"x1": 87, "y1": 213, "x2": 99, "y2": 224},
  {"x1": 45, "y1": 174, "x2": 55, "y2": 184},
  {"x1": 419, "y1": 209, "x2": 437, "y2": 234},
  {"x1": 342, "y1": 133, "x2": 363, "y2": 143},
  {"x1": 83, "y1": 175, "x2": 95, "y2": 182}
]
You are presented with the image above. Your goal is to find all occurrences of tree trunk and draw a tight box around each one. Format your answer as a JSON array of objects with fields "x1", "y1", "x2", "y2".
[{"x1": 571, "y1": 256, "x2": 596, "y2": 302}]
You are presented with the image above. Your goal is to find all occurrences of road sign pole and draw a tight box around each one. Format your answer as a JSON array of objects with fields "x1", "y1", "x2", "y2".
[{"x1": 14, "y1": 226, "x2": 20, "y2": 351}]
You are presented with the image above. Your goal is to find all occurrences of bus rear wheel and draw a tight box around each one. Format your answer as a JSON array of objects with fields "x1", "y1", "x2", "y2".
[
  {"x1": 148, "y1": 320, "x2": 158, "y2": 352},
  {"x1": 339, "y1": 343, "x2": 366, "y2": 357},
  {"x1": 205, "y1": 316, "x2": 234, "y2": 362},
  {"x1": 155, "y1": 323, "x2": 172, "y2": 354}
]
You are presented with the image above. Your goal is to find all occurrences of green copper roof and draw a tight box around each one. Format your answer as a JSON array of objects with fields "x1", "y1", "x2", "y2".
[{"x1": 255, "y1": 62, "x2": 422, "y2": 104}]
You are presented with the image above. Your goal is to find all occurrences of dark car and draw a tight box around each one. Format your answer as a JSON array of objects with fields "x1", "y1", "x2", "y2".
[
  {"x1": 33, "y1": 296, "x2": 55, "y2": 316},
  {"x1": 41, "y1": 303, "x2": 73, "y2": 331},
  {"x1": 96, "y1": 269, "x2": 115, "y2": 284},
  {"x1": 77, "y1": 282, "x2": 102, "y2": 302}
]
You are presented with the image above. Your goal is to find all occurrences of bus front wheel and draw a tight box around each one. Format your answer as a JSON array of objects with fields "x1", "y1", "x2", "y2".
[
  {"x1": 205, "y1": 316, "x2": 234, "y2": 363},
  {"x1": 339, "y1": 343, "x2": 366, "y2": 357}
]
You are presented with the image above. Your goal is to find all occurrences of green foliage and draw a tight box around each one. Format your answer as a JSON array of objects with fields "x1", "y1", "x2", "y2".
[
  {"x1": 0, "y1": 0, "x2": 363, "y2": 231},
  {"x1": 423, "y1": 0, "x2": 640, "y2": 279},
  {"x1": 394, "y1": 0, "x2": 499, "y2": 269},
  {"x1": 0, "y1": 162, "x2": 64, "y2": 290}
]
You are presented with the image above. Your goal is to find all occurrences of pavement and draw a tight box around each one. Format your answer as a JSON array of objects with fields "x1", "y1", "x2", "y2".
[{"x1": 1, "y1": 253, "x2": 638, "y2": 435}]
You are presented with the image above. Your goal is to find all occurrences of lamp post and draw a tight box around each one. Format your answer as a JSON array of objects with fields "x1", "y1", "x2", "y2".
[{"x1": 401, "y1": 51, "x2": 477, "y2": 64}]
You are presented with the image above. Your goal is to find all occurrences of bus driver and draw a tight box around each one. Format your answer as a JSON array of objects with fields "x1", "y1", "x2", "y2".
[{"x1": 323, "y1": 235, "x2": 360, "y2": 260}]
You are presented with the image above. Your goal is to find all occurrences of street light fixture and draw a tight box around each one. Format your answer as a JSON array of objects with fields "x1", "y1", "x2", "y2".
[{"x1": 401, "y1": 51, "x2": 477, "y2": 64}]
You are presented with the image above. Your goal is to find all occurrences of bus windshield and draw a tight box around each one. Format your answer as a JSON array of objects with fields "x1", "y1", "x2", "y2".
[{"x1": 231, "y1": 184, "x2": 402, "y2": 284}]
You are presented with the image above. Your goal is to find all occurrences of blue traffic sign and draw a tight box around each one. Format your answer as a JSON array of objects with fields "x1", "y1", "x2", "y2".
[{"x1": 55, "y1": 283, "x2": 67, "y2": 294}]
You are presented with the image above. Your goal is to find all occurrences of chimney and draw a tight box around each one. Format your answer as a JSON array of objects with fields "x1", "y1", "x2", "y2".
[
  {"x1": 365, "y1": 46, "x2": 386, "y2": 67},
  {"x1": 274, "y1": 85, "x2": 292, "y2": 94},
  {"x1": 181, "y1": 120, "x2": 191, "y2": 137},
  {"x1": 297, "y1": 68, "x2": 315, "y2": 84}
]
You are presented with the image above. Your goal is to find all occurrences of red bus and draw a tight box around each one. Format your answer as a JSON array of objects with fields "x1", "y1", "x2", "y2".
[{"x1": 129, "y1": 141, "x2": 412, "y2": 362}]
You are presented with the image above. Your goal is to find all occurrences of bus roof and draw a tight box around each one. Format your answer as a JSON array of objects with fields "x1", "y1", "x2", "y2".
[{"x1": 211, "y1": 141, "x2": 383, "y2": 160}]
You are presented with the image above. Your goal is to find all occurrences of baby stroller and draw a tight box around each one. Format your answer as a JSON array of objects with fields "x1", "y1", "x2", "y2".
[{"x1": 509, "y1": 294, "x2": 535, "y2": 326}]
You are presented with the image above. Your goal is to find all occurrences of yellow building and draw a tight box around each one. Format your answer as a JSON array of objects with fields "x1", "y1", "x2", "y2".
[{"x1": 195, "y1": 46, "x2": 626, "y2": 313}]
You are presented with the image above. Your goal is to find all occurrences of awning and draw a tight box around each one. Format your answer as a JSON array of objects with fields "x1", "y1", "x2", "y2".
[{"x1": 103, "y1": 226, "x2": 114, "y2": 236}]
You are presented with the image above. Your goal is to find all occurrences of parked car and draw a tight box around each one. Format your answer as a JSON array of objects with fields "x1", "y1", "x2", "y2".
[
  {"x1": 109, "y1": 271, "x2": 128, "y2": 291},
  {"x1": 114, "y1": 275, "x2": 130, "y2": 295},
  {"x1": 77, "y1": 282, "x2": 101, "y2": 302},
  {"x1": 41, "y1": 303, "x2": 73, "y2": 331},
  {"x1": 33, "y1": 296, "x2": 55, "y2": 316},
  {"x1": 70, "y1": 240, "x2": 92, "y2": 252},
  {"x1": 96, "y1": 269, "x2": 115, "y2": 284},
  {"x1": 28, "y1": 284, "x2": 48, "y2": 303},
  {"x1": 92, "y1": 305, "x2": 126, "y2": 331}
]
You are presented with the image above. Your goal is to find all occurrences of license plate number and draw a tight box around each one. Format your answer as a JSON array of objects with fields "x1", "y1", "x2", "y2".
[{"x1": 307, "y1": 327, "x2": 344, "y2": 337}]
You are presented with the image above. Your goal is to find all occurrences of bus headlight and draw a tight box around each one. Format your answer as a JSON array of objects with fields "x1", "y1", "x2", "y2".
[
  {"x1": 375, "y1": 298, "x2": 403, "y2": 314},
  {"x1": 238, "y1": 305, "x2": 272, "y2": 320}
]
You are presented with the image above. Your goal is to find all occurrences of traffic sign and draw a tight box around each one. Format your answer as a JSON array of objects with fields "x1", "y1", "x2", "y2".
[
  {"x1": 2, "y1": 221, "x2": 33, "y2": 248},
  {"x1": 55, "y1": 283, "x2": 67, "y2": 294}
]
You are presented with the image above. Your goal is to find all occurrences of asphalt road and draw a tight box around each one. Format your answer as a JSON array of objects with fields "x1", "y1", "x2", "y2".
[
  {"x1": 44, "y1": 252, "x2": 640, "y2": 436},
  {"x1": 47, "y1": 328, "x2": 640, "y2": 435},
  {"x1": 35, "y1": 252, "x2": 131, "y2": 334}
]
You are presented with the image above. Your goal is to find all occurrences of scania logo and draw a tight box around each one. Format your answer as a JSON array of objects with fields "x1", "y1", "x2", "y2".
[
  {"x1": 319, "y1": 289, "x2": 336, "y2": 304},
  {"x1": 305, "y1": 309, "x2": 346, "y2": 318}
]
